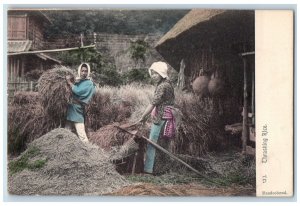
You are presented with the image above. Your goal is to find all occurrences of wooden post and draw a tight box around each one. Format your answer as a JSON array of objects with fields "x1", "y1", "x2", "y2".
[
  {"x1": 80, "y1": 33, "x2": 84, "y2": 47},
  {"x1": 242, "y1": 57, "x2": 249, "y2": 153},
  {"x1": 177, "y1": 59, "x2": 186, "y2": 90},
  {"x1": 30, "y1": 81, "x2": 33, "y2": 91},
  {"x1": 251, "y1": 66, "x2": 255, "y2": 125},
  {"x1": 93, "y1": 32, "x2": 97, "y2": 44},
  {"x1": 131, "y1": 152, "x2": 138, "y2": 175},
  {"x1": 80, "y1": 33, "x2": 84, "y2": 62}
]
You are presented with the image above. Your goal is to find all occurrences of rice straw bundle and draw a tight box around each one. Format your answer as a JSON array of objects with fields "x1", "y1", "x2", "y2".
[
  {"x1": 37, "y1": 66, "x2": 75, "y2": 123},
  {"x1": 8, "y1": 92, "x2": 57, "y2": 155},
  {"x1": 174, "y1": 92, "x2": 219, "y2": 156},
  {"x1": 88, "y1": 123, "x2": 147, "y2": 174},
  {"x1": 86, "y1": 89, "x2": 132, "y2": 131},
  {"x1": 86, "y1": 90, "x2": 117, "y2": 131},
  {"x1": 88, "y1": 124, "x2": 135, "y2": 150},
  {"x1": 11, "y1": 91, "x2": 40, "y2": 105}
]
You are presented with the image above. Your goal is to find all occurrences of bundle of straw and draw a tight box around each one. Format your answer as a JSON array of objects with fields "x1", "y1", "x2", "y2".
[
  {"x1": 8, "y1": 92, "x2": 56, "y2": 155},
  {"x1": 37, "y1": 66, "x2": 75, "y2": 123},
  {"x1": 86, "y1": 89, "x2": 132, "y2": 131},
  {"x1": 88, "y1": 124, "x2": 148, "y2": 174},
  {"x1": 11, "y1": 91, "x2": 40, "y2": 105},
  {"x1": 174, "y1": 92, "x2": 219, "y2": 157}
]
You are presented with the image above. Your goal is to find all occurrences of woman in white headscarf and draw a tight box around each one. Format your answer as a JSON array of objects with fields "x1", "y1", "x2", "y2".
[
  {"x1": 136, "y1": 61, "x2": 176, "y2": 175},
  {"x1": 65, "y1": 63, "x2": 96, "y2": 143}
]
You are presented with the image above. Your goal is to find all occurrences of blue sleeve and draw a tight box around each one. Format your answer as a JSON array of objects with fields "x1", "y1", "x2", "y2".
[{"x1": 72, "y1": 80, "x2": 95, "y2": 103}]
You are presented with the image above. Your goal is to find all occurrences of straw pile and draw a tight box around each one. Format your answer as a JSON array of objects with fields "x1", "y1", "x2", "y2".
[
  {"x1": 173, "y1": 92, "x2": 220, "y2": 156},
  {"x1": 86, "y1": 89, "x2": 132, "y2": 131},
  {"x1": 8, "y1": 92, "x2": 56, "y2": 155},
  {"x1": 37, "y1": 66, "x2": 75, "y2": 123},
  {"x1": 11, "y1": 91, "x2": 40, "y2": 105},
  {"x1": 88, "y1": 124, "x2": 148, "y2": 174},
  {"x1": 8, "y1": 128, "x2": 130, "y2": 195}
]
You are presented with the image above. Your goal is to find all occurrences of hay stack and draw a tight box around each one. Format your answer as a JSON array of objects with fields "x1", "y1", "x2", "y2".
[
  {"x1": 37, "y1": 66, "x2": 75, "y2": 123},
  {"x1": 8, "y1": 128, "x2": 130, "y2": 195},
  {"x1": 86, "y1": 89, "x2": 132, "y2": 131},
  {"x1": 8, "y1": 92, "x2": 56, "y2": 155},
  {"x1": 88, "y1": 124, "x2": 148, "y2": 174},
  {"x1": 11, "y1": 91, "x2": 40, "y2": 105},
  {"x1": 174, "y1": 93, "x2": 219, "y2": 156}
]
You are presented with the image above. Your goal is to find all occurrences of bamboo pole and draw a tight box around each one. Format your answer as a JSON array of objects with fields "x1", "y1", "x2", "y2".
[
  {"x1": 242, "y1": 57, "x2": 249, "y2": 153},
  {"x1": 114, "y1": 125, "x2": 222, "y2": 185},
  {"x1": 7, "y1": 45, "x2": 95, "y2": 56}
]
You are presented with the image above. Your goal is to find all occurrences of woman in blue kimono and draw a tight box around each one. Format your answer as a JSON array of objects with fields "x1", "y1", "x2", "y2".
[{"x1": 65, "y1": 63, "x2": 96, "y2": 143}]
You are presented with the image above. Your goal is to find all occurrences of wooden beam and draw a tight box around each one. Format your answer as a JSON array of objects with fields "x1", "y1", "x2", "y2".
[
  {"x1": 7, "y1": 45, "x2": 96, "y2": 56},
  {"x1": 240, "y1": 51, "x2": 255, "y2": 57}
]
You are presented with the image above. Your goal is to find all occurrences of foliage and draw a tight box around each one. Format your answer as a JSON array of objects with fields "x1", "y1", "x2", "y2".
[
  {"x1": 96, "y1": 65, "x2": 123, "y2": 86},
  {"x1": 122, "y1": 68, "x2": 150, "y2": 84},
  {"x1": 57, "y1": 47, "x2": 102, "y2": 68},
  {"x1": 129, "y1": 40, "x2": 149, "y2": 62},
  {"x1": 9, "y1": 146, "x2": 47, "y2": 175},
  {"x1": 44, "y1": 10, "x2": 189, "y2": 37}
]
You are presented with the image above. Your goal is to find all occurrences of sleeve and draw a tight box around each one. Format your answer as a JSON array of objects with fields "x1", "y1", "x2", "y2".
[
  {"x1": 151, "y1": 84, "x2": 165, "y2": 106},
  {"x1": 72, "y1": 80, "x2": 95, "y2": 101}
]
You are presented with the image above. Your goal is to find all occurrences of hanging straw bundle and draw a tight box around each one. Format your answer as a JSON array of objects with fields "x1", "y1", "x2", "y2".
[
  {"x1": 37, "y1": 66, "x2": 75, "y2": 123},
  {"x1": 192, "y1": 69, "x2": 210, "y2": 98}
]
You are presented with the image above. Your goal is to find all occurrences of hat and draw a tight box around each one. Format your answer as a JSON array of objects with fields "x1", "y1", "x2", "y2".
[{"x1": 148, "y1": 61, "x2": 168, "y2": 79}]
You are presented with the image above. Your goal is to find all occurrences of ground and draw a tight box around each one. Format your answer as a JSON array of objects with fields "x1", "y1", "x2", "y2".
[
  {"x1": 108, "y1": 181, "x2": 255, "y2": 196},
  {"x1": 107, "y1": 172, "x2": 256, "y2": 196}
]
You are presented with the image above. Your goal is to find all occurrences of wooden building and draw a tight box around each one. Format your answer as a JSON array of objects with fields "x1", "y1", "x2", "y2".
[
  {"x1": 7, "y1": 10, "x2": 61, "y2": 82},
  {"x1": 155, "y1": 9, "x2": 255, "y2": 153}
]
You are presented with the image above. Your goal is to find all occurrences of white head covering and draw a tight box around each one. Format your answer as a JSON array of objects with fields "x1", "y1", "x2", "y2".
[
  {"x1": 148, "y1": 61, "x2": 168, "y2": 79},
  {"x1": 76, "y1": 63, "x2": 91, "y2": 80}
]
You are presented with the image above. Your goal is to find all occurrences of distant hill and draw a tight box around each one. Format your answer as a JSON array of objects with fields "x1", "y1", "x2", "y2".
[{"x1": 44, "y1": 10, "x2": 189, "y2": 38}]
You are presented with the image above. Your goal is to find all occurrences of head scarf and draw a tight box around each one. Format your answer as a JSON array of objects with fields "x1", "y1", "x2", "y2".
[
  {"x1": 148, "y1": 61, "x2": 169, "y2": 79},
  {"x1": 76, "y1": 63, "x2": 91, "y2": 80}
]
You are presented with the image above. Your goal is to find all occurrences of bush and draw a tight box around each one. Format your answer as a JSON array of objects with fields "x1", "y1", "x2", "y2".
[{"x1": 122, "y1": 68, "x2": 150, "y2": 84}]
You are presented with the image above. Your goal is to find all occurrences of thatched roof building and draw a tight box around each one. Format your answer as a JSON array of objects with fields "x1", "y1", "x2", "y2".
[
  {"x1": 155, "y1": 9, "x2": 255, "y2": 154},
  {"x1": 156, "y1": 9, "x2": 254, "y2": 75}
]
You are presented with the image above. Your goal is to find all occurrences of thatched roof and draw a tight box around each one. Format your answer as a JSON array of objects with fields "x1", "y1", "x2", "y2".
[
  {"x1": 155, "y1": 9, "x2": 254, "y2": 72},
  {"x1": 156, "y1": 9, "x2": 225, "y2": 47}
]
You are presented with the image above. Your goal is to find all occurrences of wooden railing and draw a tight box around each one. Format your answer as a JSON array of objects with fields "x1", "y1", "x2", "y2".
[{"x1": 8, "y1": 81, "x2": 38, "y2": 101}]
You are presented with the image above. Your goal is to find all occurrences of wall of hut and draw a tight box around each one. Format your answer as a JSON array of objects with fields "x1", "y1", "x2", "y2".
[
  {"x1": 27, "y1": 16, "x2": 45, "y2": 50},
  {"x1": 181, "y1": 42, "x2": 255, "y2": 127}
]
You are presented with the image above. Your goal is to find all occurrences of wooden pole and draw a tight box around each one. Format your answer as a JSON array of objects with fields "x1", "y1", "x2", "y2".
[
  {"x1": 131, "y1": 152, "x2": 138, "y2": 175},
  {"x1": 80, "y1": 33, "x2": 84, "y2": 62},
  {"x1": 251, "y1": 66, "x2": 255, "y2": 125},
  {"x1": 114, "y1": 125, "x2": 218, "y2": 183},
  {"x1": 8, "y1": 45, "x2": 95, "y2": 56},
  {"x1": 242, "y1": 57, "x2": 249, "y2": 153}
]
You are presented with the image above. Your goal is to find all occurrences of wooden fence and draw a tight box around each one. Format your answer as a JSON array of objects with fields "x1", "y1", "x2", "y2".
[{"x1": 8, "y1": 81, "x2": 38, "y2": 101}]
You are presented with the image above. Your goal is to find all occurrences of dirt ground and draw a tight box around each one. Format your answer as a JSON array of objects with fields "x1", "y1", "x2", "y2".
[{"x1": 108, "y1": 182, "x2": 255, "y2": 196}]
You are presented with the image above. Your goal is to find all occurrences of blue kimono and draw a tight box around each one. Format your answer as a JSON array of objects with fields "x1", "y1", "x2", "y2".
[{"x1": 66, "y1": 79, "x2": 96, "y2": 123}]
